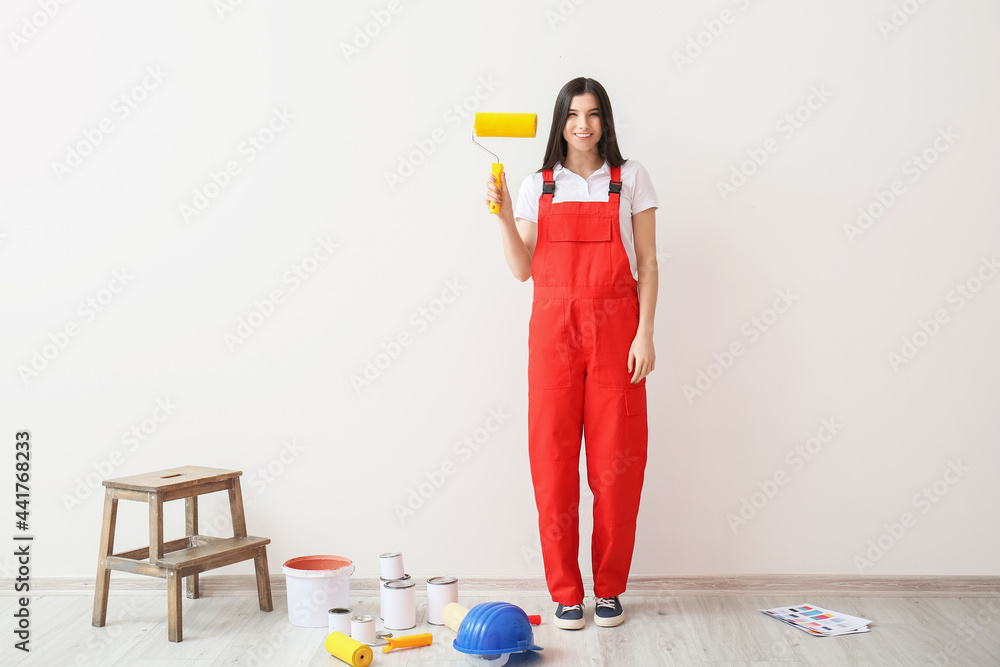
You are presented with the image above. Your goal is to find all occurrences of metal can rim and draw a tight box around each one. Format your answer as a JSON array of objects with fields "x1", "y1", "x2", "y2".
[
  {"x1": 379, "y1": 574, "x2": 411, "y2": 583},
  {"x1": 379, "y1": 551, "x2": 402, "y2": 559},
  {"x1": 385, "y1": 579, "x2": 416, "y2": 590},
  {"x1": 383, "y1": 623, "x2": 416, "y2": 631},
  {"x1": 351, "y1": 614, "x2": 375, "y2": 623},
  {"x1": 427, "y1": 576, "x2": 458, "y2": 585}
]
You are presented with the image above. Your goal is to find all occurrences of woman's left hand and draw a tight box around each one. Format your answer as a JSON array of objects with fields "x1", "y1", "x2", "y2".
[{"x1": 628, "y1": 331, "x2": 655, "y2": 384}]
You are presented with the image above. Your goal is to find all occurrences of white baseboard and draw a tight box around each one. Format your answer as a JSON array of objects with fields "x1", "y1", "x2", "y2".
[{"x1": 7, "y1": 574, "x2": 999, "y2": 597}]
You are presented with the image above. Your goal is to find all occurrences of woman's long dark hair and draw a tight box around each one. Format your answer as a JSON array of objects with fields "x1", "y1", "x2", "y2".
[{"x1": 539, "y1": 77, "x2": 626, "y2": 172}]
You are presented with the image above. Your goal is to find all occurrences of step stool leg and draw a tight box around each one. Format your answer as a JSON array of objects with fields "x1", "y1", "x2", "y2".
[
  {"x1": 254, "y1": 546, "x2": 273, "y2": 612},
  {"x1": 148, "y1": 493, "x2": 164, "y2": 563},
  {"x1": 92, "y1": 490, "x2": 118, "y2": 627},
  {"x1": 184, "y1": 496, "x2": 199, "y2": 599},
  {"x1": 167, "y1": 569, "x2": 183, "y2": 642},
  {"x1": 227, "y1": 478, "x2": 248, "y2": 538}
]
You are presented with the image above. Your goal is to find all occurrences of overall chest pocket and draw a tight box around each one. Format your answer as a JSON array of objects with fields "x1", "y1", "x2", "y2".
[{"x1": 547, "y1": 214, "x2": 612, "y2": 242}]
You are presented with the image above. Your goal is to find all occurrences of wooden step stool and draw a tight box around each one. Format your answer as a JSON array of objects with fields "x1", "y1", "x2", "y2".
[{"x1": 92, "y1": 465, "x2": 273, "y2": 642}]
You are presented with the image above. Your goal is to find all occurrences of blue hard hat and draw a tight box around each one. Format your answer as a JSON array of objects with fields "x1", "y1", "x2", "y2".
[{"x1": 453, "y1": 602, "x2": 544, "y2": 656}]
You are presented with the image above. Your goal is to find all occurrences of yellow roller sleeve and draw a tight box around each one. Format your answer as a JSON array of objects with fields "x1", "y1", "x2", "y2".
[
  {"x1": 442, "y1": 602, "x2": 470, "y2": 633},
  {"x1": 325, "y1": 631, "x2": 373, "y2": 667},
  {"x1": 473, "y1": 113, "x2": 537, "y2": 138}
]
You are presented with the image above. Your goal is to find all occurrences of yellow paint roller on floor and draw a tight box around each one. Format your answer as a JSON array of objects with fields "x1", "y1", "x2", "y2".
[
  {"x1": 442, "y1": 602, "x2": 469, "y2": 632},
  {"x1": 324, "y1": 631, "x2": 373, "y2": 667},
  {"x1": 473, "y1": 113, "x2": 537, "y2": 214}
]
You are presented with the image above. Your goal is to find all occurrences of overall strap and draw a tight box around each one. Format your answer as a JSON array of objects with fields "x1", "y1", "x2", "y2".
[
  {"x1": 540, "y1": 165, "x2": 620, "y2": 203},
  {"x1": 541, "y1": 169, "x2": 555, "y2": 199},
  {"x1": 608, "y1": 165, "x2": 622, "y2": 198}
]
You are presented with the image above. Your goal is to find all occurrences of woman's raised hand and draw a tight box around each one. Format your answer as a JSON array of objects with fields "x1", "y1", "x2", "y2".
[{"x1": 485, "y1": 170, "x2": 513, "y2": 221}]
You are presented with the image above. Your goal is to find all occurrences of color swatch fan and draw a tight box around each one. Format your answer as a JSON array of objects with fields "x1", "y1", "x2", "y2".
[{"x1": 761, "y1": 603, "x2": 872, "y2": 637}]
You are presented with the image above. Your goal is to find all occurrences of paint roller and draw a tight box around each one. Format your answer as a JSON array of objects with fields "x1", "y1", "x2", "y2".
[
  {"x1": 473, "y1": 113, "x2": 537, "y2": 214},
  {"x1": 324, "y1": 631, "x2": 373, "y2": 667}
]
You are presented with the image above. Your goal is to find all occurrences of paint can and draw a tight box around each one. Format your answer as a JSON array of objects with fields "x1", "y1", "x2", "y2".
[
  {"x1": 350, "y1": 614, "x2": 376, "y2": 645},
  {"x1": 379, "y1": 551, "x2": 405, "y2": 579},
  {"x1": 379, "y1": 573, "x2": 410, "y2": 619},
  {"x1": 382, "y1": 579, "x2": 416, "y2": 631},
  {"x1": 426, "y1": 576, "x2": 459, "y2": 625},
  {"x1": 328, "y1": 607, "x2": 352, "y2": 636}
]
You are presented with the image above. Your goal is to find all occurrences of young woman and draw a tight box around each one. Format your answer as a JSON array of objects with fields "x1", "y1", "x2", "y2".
[{"x1": 484, "y1": 77, "x2": 659, "y2": 629}]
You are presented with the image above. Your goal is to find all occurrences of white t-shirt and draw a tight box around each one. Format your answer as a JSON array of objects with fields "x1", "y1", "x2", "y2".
[{"x1": 513, "y1": 159, "x2": 658, "y2": 282}]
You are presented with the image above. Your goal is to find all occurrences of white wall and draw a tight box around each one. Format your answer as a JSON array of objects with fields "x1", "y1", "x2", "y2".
[{"x1": 3, "y1": 0, "x2": 999, "y2": 582}]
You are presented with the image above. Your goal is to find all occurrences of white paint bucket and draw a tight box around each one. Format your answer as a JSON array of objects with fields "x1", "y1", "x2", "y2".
[{"x1": 282, "y1": 555, "x2": 354, "y2": 627}]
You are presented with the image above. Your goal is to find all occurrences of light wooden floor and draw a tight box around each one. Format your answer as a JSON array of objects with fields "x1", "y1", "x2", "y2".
[{"x1": 3, "y1": 591, "x2": 999, "y2": 666}]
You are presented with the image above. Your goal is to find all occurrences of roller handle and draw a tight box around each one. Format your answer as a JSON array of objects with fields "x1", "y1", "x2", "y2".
[
  {"x1": 527, "y1": 614, "x2": 541, "y2": 625},
  {"x1": 489, "y1": 162, "x2": 504, "y2": 214},
  {"x1": 381, "y1": 632, "x2": 433, "y2": 653}
]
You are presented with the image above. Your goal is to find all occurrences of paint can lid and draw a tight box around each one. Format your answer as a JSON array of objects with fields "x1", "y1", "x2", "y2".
[
  {"x1": 379, "y1": 573, "x2": 411, "y2": 583},
  {"x1": 379, "y1": 551, "x2": 402, "y2": 559},
  {"x1": 351, "y1": 614, "x2": 375, "y2": 623},
  {"x1": 385, "y1": 579, "x2": 416, "y2": 590},
  {"x1": 427, "y1": 576, "x2": 458, "y2": 586}
]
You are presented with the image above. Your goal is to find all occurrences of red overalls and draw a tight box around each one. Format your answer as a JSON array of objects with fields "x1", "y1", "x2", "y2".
[{"x1": 528, "y1": 165, "x2": 648, "y2": 604}]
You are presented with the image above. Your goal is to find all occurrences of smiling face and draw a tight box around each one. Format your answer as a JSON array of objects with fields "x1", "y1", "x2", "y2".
[{"x1": 562, "y1": 92, "x2": 603, "y2": 155}]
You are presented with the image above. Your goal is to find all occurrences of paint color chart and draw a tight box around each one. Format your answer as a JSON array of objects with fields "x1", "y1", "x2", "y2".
[{"x1": 761, "y1": 603, "x2": 872, "y2": 637}]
